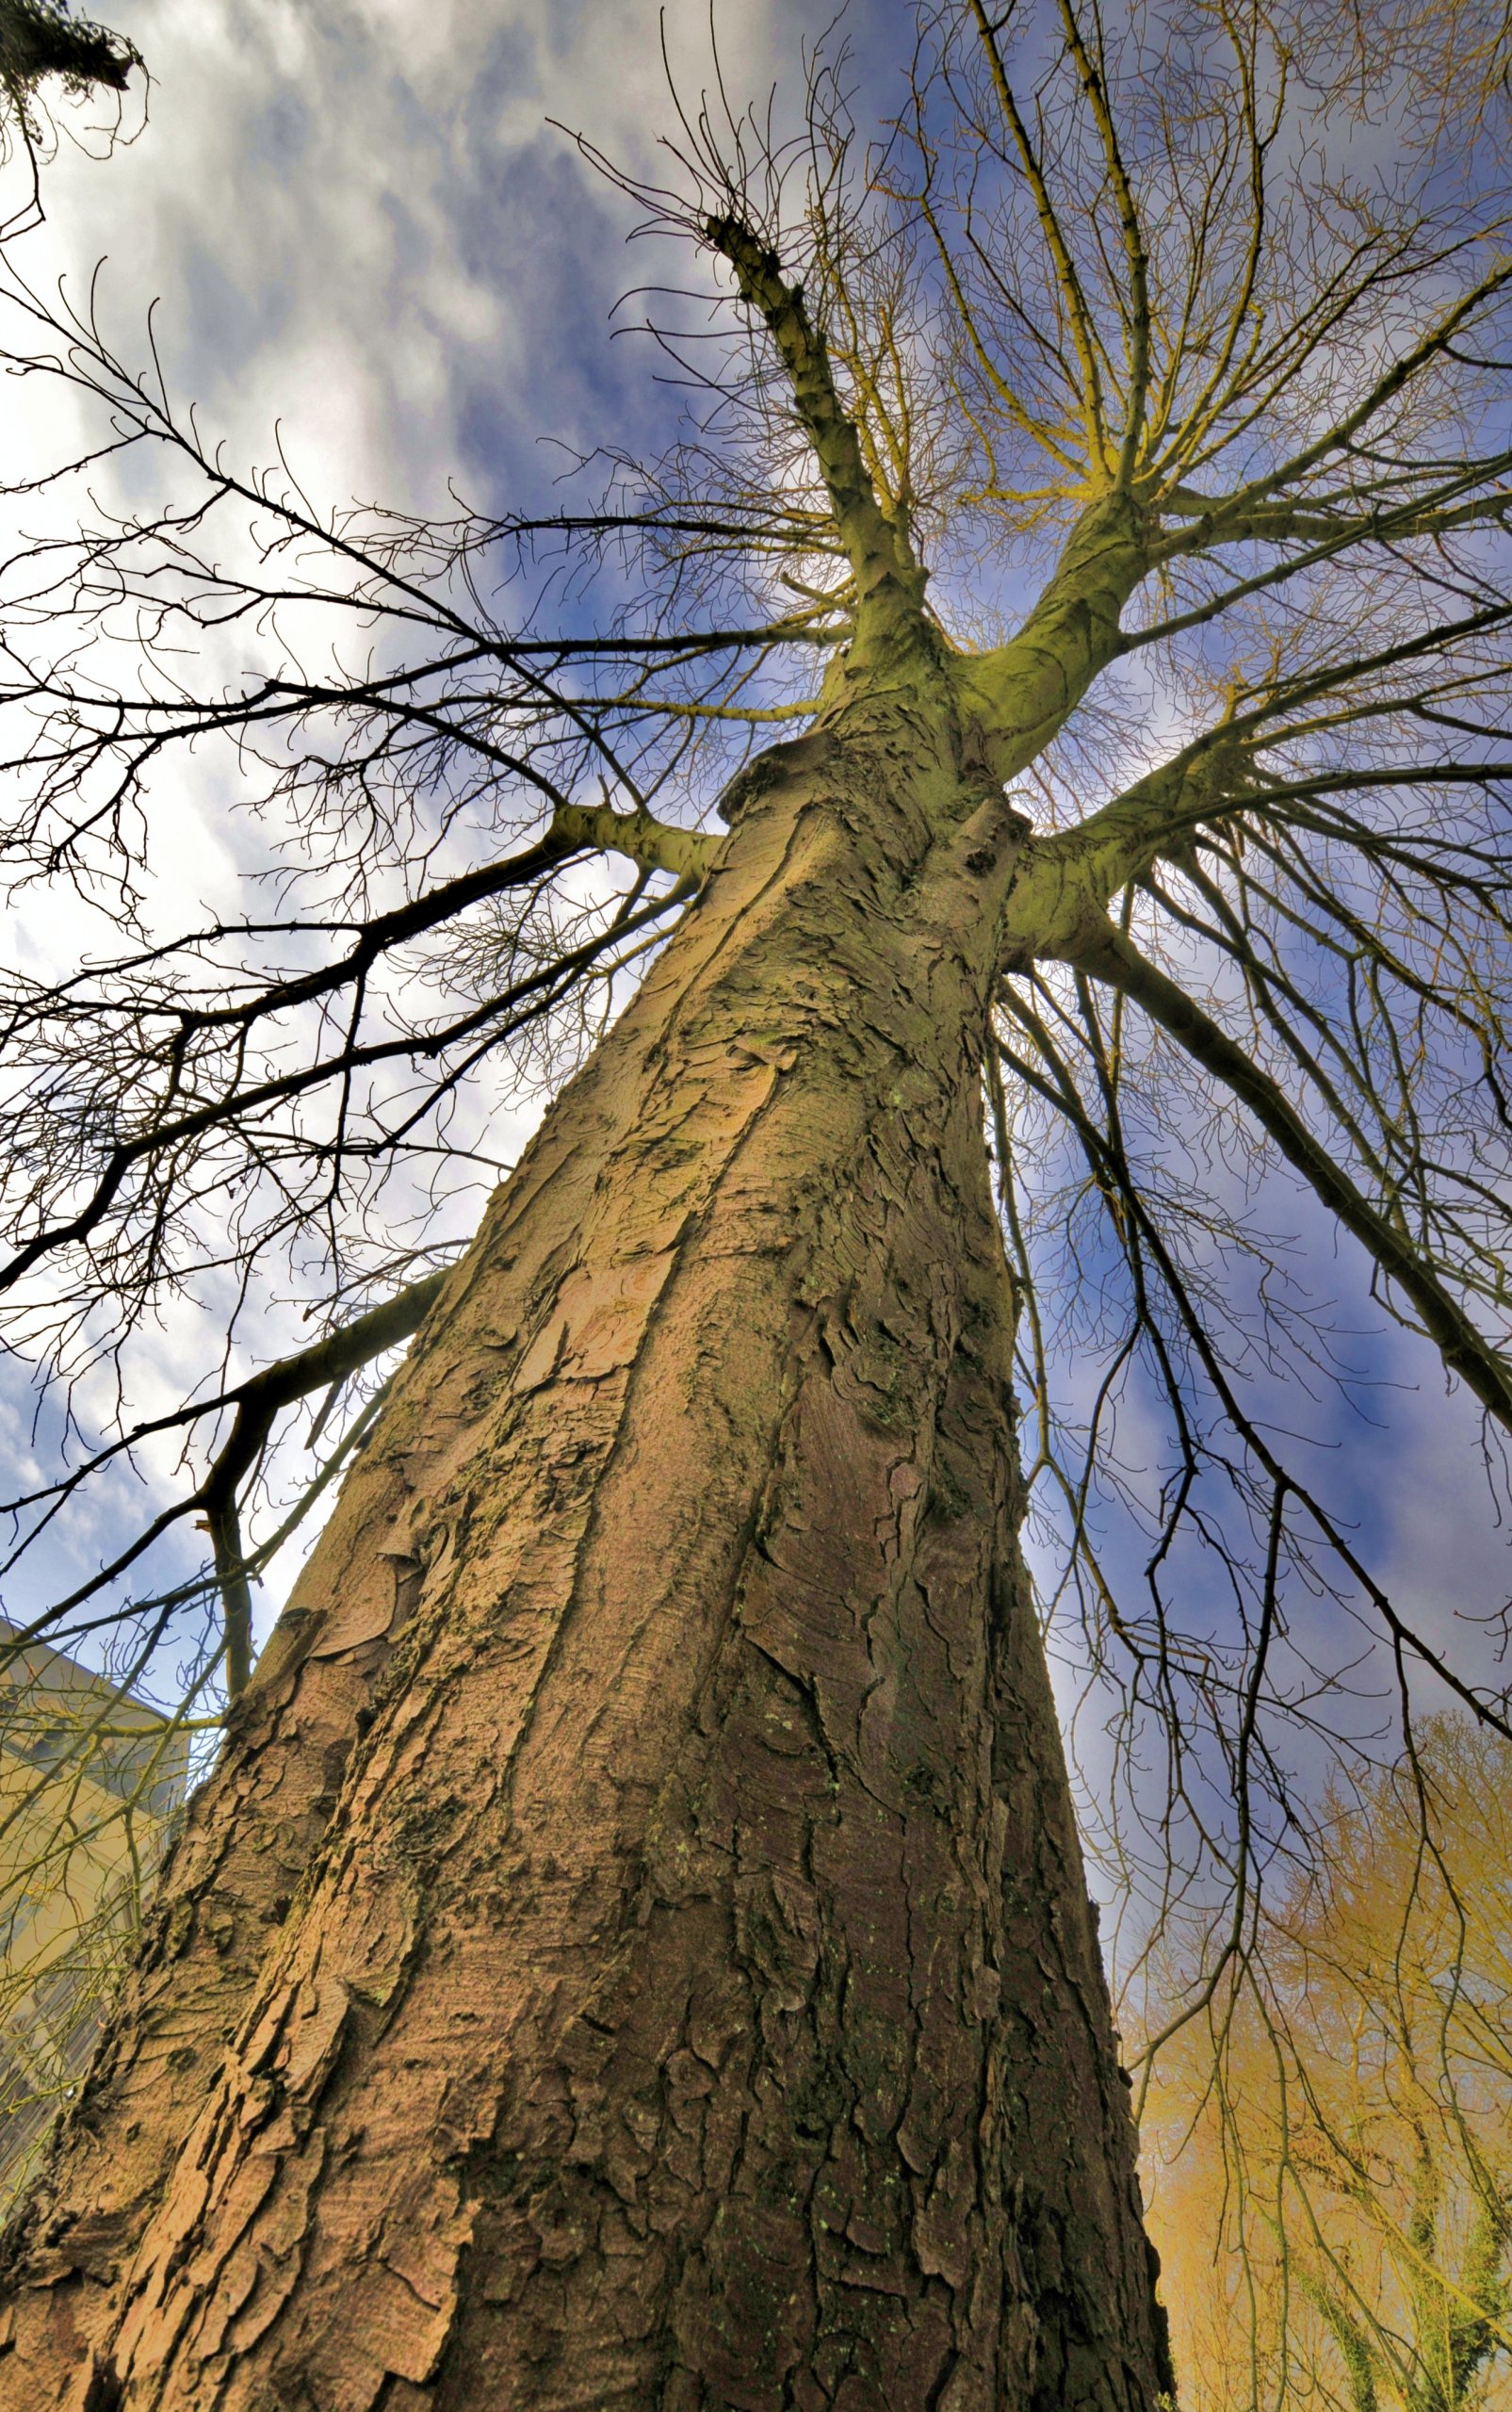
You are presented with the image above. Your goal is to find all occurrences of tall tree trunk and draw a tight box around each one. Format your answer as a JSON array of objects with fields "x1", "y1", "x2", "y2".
[{"x1": 0, "y1": 718, "x2": 1171, "y2": 2410}]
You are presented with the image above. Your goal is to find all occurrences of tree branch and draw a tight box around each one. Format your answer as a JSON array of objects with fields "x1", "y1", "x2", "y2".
[
  {"x1": 705, "y1": 213, "x2": 928, "y2": 646},
  {"x1": 195, "y1": 1270, "x2": 450, "y2": 1695},
  {"x1": 549, "y1": 797, "x2": 715, "y2": 883},
  {"x1": 1075, "y1": 924, "x2": 1512, "y2": 1431}
]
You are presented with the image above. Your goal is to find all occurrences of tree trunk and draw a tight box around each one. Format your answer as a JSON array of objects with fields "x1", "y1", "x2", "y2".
[{"x1": 0, "y1": 718, "x2": 1172, "y2": 2410}]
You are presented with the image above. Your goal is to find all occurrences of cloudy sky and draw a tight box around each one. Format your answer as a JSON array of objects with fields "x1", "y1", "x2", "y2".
[
  {"x1": 26, "y1": 0, "x2": 871, "y2": 509},
  {"x1": 3, "y1": 0, "x2": 1508, "y2": 1875}
]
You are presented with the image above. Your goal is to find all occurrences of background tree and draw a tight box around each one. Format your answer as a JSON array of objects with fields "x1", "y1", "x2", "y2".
[
  {"x1": 0, "y1": 0, "x2": 1511, "y2": 2404},
  {"x1": 0, "y1": 0, "x2": 137, "y2": 239},
  {"x1": 1140, "y1": 1721, "x2": 1512, "y2": 2412}
]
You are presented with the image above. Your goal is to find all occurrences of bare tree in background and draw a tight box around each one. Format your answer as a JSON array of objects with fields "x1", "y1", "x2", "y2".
[
  {"x1": 1, "y1": 0, "x2": 1512, "y2": 2403},
  {"x1": 1141, "y1": 1721, "x2": 1512, "y2": 2412}
]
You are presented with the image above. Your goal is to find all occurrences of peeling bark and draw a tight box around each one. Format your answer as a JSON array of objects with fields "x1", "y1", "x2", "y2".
[{"x1": 0, "y1": 715, "x2": 1171, "y2": 2411}]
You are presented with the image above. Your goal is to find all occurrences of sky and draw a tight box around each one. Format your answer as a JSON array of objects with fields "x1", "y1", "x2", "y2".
[
  {"x1": 20, "y1": 0, "x2": 868, "y2": 510},
  {"x1": 2, "y1": 0, "x2": 1510, "y2": 1907}
]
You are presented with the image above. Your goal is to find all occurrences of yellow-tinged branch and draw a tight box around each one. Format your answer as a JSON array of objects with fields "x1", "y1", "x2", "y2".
[
  {"x1": 550, "y1": 798, "x2": 717, "y2": 884},
  {"x1": 1003, "y1": 735, "x2": 1512, "y2": 970},
  {"x1": 950, "y1": 490, "x2": 1148, "y2": 784},
  {"x1": 1054, "y1": 0, "x2": 1150, "y2": 484},
  {"x1": 1158, "y1": 473, "x2": 1512, "y2": 565},
  {"x1": 967, "y1": 0, "x2": 1113, "y2": 479},
  {"x1": 1000, "y1": 740, "x2": 1243, "y2": 962},
  {"x1": 1186, "y1": 259, "x2": 1512, "y2": 525}
]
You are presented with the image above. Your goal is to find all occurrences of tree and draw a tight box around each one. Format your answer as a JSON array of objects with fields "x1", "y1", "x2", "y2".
[
  {"x1": 0, "y1": 0, "x2": 130, "y2": 106},
  {"x1": 0, "y1": 0, "x2": 137, "y2": 241},
  {"x1": 1139, "y1": 1722, "x2": 1512, "y2": 2412},
  {"x1": 1, "y1": 0, "x2": 1512, "y2": 2402},
  {"x1": 0, "y1": 1614, "x2": 186, "y2": 2216}
]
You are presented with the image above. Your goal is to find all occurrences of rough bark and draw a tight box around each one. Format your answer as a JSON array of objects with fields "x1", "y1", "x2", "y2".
[{"x1": 0, "y1": 708, "x2": 1171, "y2": 2410}]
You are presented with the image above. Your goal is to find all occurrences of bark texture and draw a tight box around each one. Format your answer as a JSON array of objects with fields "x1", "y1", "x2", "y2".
[{"x1": 0, "y1": 709, "x2": 1170, "y2": 2410}]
